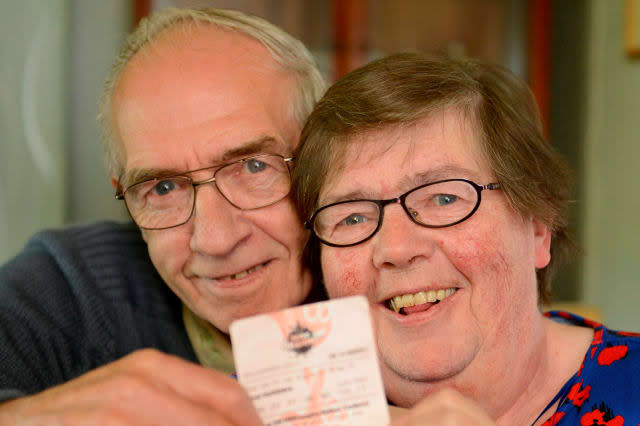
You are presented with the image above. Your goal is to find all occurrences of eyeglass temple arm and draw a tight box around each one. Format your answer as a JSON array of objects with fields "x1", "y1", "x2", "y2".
[
  {"x1": 481, "y1": 183, "x2": 501, "y2": 190},
  {"x1": 115, "y1": 186, "x2": 124, "y2": 200}
]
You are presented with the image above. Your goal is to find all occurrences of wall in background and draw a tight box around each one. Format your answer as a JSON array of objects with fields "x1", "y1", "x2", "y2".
[
  {"x1": 550, "y1": 1, "x2": 590, "y2": 302},
  {"x1": 67, "y1": 0, "x2": 131, "y2": 225},
  {"x1": 0, "y1": 1, "x2": 132, "y2": 265},
  {"x1": 582, "y1": 0, "x2": 640, "y2": 329},
  {"x1": 0, "y1": 1, "x2": 69, "y2": 264}
]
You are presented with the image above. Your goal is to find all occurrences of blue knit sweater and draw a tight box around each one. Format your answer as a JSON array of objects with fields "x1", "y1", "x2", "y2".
[{"x1": 0, "y1": 221, "x2": 197, "y2": 401}]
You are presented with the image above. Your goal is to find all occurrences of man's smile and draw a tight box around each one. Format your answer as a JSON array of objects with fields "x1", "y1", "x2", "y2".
[
  {"x1": 216, "y1": 261, "x2": 269, "y2": 281},
  {"x1": 188, "y1": 260, "x2": 272, "y2": 284}
]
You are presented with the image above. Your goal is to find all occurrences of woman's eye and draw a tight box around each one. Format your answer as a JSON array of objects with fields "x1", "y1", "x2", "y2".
[
  {"x1": 153, "y1": 180, "x2": 177, "y2": 196},
  {"x1": 435, "y1": 194, "x2": 458, "y2": 206},
  {"x1": 343, "y1": 214, "x2": 367, "y2": 226},
  {"x1": 245, "y1": 159, "x2": 268, "y2": 174}
]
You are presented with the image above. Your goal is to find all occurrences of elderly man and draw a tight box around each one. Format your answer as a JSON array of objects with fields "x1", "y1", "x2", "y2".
[{"x1": 0, "y1": 8, "x2": 325, "y2": 424}]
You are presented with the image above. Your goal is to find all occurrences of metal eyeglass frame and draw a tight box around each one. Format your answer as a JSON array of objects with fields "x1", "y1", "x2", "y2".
[{"x1": 115, "y1": 154, "x2": 294, "y2": 230}]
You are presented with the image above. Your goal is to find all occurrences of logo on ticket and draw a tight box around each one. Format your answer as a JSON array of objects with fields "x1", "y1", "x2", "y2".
[{"x1": 268, "y1": 304, "x2": 332, "y2": 355}]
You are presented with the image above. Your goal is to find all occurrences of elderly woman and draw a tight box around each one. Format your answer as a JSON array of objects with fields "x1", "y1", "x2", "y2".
[{"x1": 292, "y1": 53, "x2": 640, "y2": 425}]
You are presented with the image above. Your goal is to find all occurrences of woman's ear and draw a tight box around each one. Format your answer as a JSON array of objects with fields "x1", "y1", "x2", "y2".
[{"x1": 533, "y1": 218, "x2": 551, "y2": 269}]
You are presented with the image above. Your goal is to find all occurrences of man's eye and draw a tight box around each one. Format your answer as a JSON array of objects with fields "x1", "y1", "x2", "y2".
[
  {"x1": 343, "y1": 214, "x2": 367, "y2": 226},
  {"x1": 153, "y1": 180, "x2": 177, "y2": 196},
  {"x1": 435, "y1": 194, "x2": 458, "y2": 206},
  {"x1": 245, "y1": 159, "x2": 268, "y2": 174}
]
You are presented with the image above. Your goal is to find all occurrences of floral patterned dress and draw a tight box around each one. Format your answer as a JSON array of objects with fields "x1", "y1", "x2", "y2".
[{"x1": 539, "y1": 311, "x2": 640, "y2": 426}]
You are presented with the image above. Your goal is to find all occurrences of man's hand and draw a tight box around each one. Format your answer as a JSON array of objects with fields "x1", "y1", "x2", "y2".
[
  {"x1": 391, "y1": 388, "x2": 496, "y2": 426},
  {"x1": 0, "y1": 349, "x2": 262, "y2": 425}
]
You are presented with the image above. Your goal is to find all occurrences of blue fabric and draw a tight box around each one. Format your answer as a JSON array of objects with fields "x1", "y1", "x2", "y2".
[
  {"x1": 540, "y1": 311, "x2": 640, "y2": 425},
  {"x1": 0, "y1": 221, "x2": 197, "y2": 401}
]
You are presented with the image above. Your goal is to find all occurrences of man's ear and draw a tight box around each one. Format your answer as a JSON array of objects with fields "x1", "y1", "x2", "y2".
[
  {"x1": 533, "y1": 218, "x2": 552, "y2": 269},
  {"x1": 111, "y1": 177, "x2": 119, "y2": 190}
]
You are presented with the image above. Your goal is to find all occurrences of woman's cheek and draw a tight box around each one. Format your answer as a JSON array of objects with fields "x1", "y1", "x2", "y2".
[
  {"x1": 448, "y1": 227, "x2": 524, "y2": 316},
  {"x1": 321, "y1": 247, "x2": 366, "y2": 298}
]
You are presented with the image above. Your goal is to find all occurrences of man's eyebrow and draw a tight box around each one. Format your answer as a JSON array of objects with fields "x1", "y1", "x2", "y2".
[
  {"x1": 219, "y1": 136, "x2": 283, "y2": 162},
  {"x1": 120, "y1": 136, "x2": 285, "y2": 188},
  {"x1": 120, "y1": 168, "x2": 179, "y2": 189}
]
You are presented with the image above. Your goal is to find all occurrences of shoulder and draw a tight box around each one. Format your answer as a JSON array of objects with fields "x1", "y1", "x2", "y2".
[
  {"x1": 2, "y1": 221, "x2": 154, "y2": 300},
  {"x1": 546, "y1": 310, "x2": 640, "y2": 373},
  {"x1": 547, "y1": 311, "x2": 640, "y2": 422},
  {"x1": 572, "y1": 326, "x2": 640, "y2": 422},
  {"x1": 1, "y1": 221, "x2": 191, "y2": 352},
  {"x1": 26, "y1": 220, "x2": 147, "y2": 260},
  {"x1": 0, "y1": 220, "x2": 159, "y2": 326},
  {"x1": 0, "y1": 222, "x2": 194, "y2": 395},
  {"x1": 594, "y1": 324, "x2": 640, "y2": 367}
]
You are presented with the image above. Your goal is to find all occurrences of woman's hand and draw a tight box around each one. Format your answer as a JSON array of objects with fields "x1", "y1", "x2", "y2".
[{"x1": 391, "y1": 388, "x2": 496, "y2": 426}]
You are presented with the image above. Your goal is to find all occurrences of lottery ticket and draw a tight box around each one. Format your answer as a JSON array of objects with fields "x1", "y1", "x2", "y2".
[{"x1": 230, "y1": 295, "x2": 390, "y2": 426}]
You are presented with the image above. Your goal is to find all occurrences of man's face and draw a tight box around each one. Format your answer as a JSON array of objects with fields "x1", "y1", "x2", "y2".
[
  {"x1": 112, "y1": 26, "x2": 312, "y2": 333},
  {"x1": 318, "y1": 109, "x2": 551, "y2": 407}
]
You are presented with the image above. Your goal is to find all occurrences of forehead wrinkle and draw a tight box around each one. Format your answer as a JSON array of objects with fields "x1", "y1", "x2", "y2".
[{"x1": 120, "y1": 135, "x2": 286, "y2": 188}]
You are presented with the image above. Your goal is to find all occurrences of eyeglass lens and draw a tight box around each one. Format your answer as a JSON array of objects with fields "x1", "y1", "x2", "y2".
[
  {"x1": 123, "y1": 155, "x2": 291, "y2": 229},
  {"x1": 313, "y1": 180, "x2": 480, "y2": 246}
]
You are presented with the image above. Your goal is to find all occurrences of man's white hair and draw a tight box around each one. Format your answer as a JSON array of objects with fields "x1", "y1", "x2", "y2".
[{"x1": 98, "y1": 7, "x2": 327, "y2": 179}]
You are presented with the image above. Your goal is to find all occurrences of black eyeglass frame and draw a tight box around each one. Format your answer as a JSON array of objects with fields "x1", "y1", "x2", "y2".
[
  {"x1": 304, "y1": 178, "x2": 501, "y2": 248},
  {"x1": 115, "y1": 154, "x2": 294, "y2": 230}
]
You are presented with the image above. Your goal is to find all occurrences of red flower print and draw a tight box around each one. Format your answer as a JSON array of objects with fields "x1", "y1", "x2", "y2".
[
  {"x1": 542, "y1": 412, "x2": 565, "y2": 426},
  {"x1": 577, "y1": 359, "x2": 585, "y2": 377},
  {"x1": 590, "y1": 330, "x2": 604, "y2": 359},
  {"x1": 593, "y1": 329, "x2": 604, "y2": 345},
  {"x1": 567, "y1": 380, "x2": 591, "y2": 407},
  {"x1": 597, "y1": 345, "x2": 628, "y2": 366},
  {"x1": 580, "y1": 403, "x2": 625, "y2": 426},
  {"x1": 583, "y1": 318, "x2": 603, "y2": 328}
]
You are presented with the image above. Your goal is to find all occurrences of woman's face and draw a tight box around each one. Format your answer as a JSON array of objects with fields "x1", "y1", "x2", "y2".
[{"x1": 317, "y1": 109, "x2": 551, "y2": 407}]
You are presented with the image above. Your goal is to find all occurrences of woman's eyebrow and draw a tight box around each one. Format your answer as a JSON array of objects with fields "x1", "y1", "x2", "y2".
[
  {"x1": 401, "y1": 165, "x2": 480, "y2": 187},
  {"x1": 319, "y1": 165, "x2": 481, "y2": 206},
  {"x1": 320, "y1": 189, "x2": 377, "y2": 206}
]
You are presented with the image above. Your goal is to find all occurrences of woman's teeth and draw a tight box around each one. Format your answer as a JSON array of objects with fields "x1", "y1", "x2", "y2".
[
  {"x1": 388, "y1": 288, "x2": 457, "y2": 313},
  {"x1": 219, "y1": 263, "x2": 266, "y2": 281}
]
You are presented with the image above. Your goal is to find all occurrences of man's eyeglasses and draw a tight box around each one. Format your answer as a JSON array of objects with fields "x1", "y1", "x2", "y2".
[
  {"x1": 305, "y1": 178, "x2": 501, "y2": 247},
  {"x1": 116, "y1": 154, "x2": 293, "y2": 230}
]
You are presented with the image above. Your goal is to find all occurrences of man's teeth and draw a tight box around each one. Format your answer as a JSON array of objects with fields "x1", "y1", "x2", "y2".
[
  {"x1": 388, "y1": 288, "x2": 457, "y2": 313},
  {"x1": 219, "y1": 263, "x2": 265, "y2": 281}
]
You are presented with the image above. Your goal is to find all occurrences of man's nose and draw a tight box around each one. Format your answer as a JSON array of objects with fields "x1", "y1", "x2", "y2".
[
  {"x1": 372, "y1": 203, "x2": 437, "y2": 269},
  {"x1": 189, "y1": 183, "x2": 252, "y2": 255}
]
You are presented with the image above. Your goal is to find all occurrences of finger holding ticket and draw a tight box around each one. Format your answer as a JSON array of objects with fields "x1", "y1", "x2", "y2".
[{"x1": 230, "y1": 295, "x2": 390, "y2": 426}]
